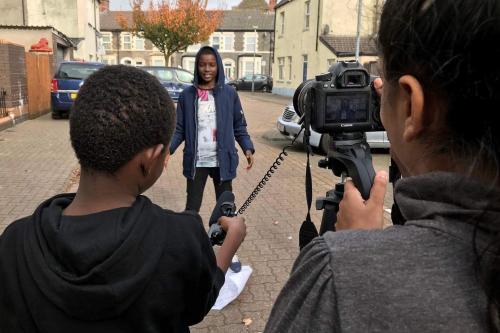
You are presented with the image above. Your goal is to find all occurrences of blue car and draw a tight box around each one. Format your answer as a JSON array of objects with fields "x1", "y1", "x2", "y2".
[
  {"x1": 142, "y1": 66, "x2": 193, "y2": 102},
  {"x1": 51, "y1": 61, "x2": 105, "y2": 118}
]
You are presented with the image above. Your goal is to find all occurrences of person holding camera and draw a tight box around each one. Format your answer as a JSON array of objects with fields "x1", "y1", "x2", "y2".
[
  {"x1": 0, "y1": 65, "x2": 247, "y2": 332},
  {"x1": 264, "y1": 0, "x2": 500, "y2": 332}
]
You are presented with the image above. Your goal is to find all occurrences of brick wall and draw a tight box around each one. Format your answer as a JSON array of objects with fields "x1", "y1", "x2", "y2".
[{"x1": 0, "y1": 42, "x2": 29, "y2": 130}]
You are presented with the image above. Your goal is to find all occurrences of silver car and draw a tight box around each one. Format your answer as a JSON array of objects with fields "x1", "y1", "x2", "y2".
[{"x1": 277, "y1": 105, "x2": 390, "y2": 154}]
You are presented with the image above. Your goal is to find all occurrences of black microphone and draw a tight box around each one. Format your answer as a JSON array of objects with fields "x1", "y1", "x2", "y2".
[{"x1": 208, "y1": 191, "x2": 236, "y2": 246}]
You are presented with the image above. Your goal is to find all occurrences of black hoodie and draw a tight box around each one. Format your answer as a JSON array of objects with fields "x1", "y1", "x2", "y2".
[{"x1": 0, "y1": 194, "x2": 224, "y2": 332}]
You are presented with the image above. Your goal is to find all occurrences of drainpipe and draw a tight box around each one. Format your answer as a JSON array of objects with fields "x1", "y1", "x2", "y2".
[
  {"x1": 117, "y1": 32, "x2": 121, "y2": 64},
  {"x1": 272, "y1": 7, "x2": 277, "y2": 63},
  {"x1": 21, "y1": 0, "x2": 26, "y2": 25},
  {"x1": 315, "y1": 0, "x2": 321, "y2": 51},
  {"x1": 355, "y1": 0, "x2": 363, "y2": 60},
  {"x1": 94, "y1": 0, "x2": 98, "y2": 60}
]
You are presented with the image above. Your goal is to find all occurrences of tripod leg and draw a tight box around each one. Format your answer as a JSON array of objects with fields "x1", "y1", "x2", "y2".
[{"x1": 319, "y1": 203, "x2": 337, "y2": 235}]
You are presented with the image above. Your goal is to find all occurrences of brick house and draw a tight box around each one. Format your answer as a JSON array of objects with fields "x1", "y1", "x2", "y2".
[
  {"x1": 99, "y1": 3, "x2": 274, "y2": 80},
  {"x1": 173, "y1": 9, "x2": 274, "y2": 80}
]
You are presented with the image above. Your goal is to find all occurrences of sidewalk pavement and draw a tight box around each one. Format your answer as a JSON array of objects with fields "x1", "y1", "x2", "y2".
[{"x1": 0, "y1": 92, "x2": 393, "y2": 332}]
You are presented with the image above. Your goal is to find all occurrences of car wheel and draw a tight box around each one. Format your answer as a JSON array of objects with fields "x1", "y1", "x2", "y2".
[
  {"x1": 319, "y1": 134, "x2": 330, "y2": 155},
  {"x1": 261, "y1": 85, "x2": 270, "y2": 93}
]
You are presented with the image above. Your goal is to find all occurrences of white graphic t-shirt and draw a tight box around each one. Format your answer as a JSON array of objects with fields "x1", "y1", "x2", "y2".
[{"x1": 196, "y1": 89, "x2": 218, "y2": 167}]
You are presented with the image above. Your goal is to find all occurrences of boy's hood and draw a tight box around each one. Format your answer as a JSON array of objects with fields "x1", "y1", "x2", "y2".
[
  {"x1": 22, "y1": 194, "x2": 167, "y2": 320},
  {"x1": 193, "y1": 46, "x2": 225, "y2": 89}
]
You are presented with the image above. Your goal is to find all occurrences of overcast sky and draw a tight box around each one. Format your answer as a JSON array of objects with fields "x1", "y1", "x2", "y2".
[{"x1": 110, "y1": 0, "x2": 242, "y2": 10}]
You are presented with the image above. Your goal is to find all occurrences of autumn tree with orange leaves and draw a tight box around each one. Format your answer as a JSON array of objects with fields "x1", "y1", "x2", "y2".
[{"x1": 118, "y1": 0, "x2": 222, "y2": 66}]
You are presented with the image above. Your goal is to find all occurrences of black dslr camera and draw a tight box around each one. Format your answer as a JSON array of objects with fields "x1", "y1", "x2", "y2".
[
  {"x1": 293, "y1": 60, "x2": 383, "y2": 238},
  {"x1": 293, "y1": 60, "x2": 382, "y2": 134}
]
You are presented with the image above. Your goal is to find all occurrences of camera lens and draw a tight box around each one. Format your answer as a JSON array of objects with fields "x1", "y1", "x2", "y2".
[{"x1": 293, "y1": 80, "x2": 315, "y2": 116}]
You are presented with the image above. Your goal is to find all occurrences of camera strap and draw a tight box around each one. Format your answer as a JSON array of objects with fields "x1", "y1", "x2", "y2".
[
  {"x1": 299, "y1": 112, "x2": 319, "y2": 250},
  {"x1": 389, "y1": 159, "x2": 405, "y2": 225}
]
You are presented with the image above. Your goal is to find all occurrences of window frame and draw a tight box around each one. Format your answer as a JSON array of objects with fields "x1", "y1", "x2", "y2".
[
  {"x1": 304, "y1": 1, "x2": 311, "y2": 29},
  {"x1": 287, "y1": 56, "x2": 292, "y2": 81},
  {"x1": 211, "y1": 35, "x2": 221, "y2": 50},
  {"x1": 121, "y1": 33, "x2": 132, "y2": 50},
  {"x1": 278, "y1": 57, "x2": 285, "y2": 80},
  {"x1": 101, "y1": 32, "x2": 112, "y2": 50},
  {"x1": 245, "y1": 32, "x2": 258, "y2": 52}
]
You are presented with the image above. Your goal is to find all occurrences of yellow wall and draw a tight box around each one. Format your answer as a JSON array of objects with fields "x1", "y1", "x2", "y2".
[{"x1": 272, "y1": 0, "x2": 380, "y2": 96}]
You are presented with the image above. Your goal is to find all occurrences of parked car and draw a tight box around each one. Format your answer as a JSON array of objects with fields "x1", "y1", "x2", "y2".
[
  {"x1": 277, "y1": 104, "x2": 390, "y2": 154},
  {"x1": 142, "y1": 67, "x2": 194, "y2": 102},
  {"x1": 51, "y1": 61, "x2": 105, "y2": 118},
  {"x1": 227, "y1": 74, "x2": 273, "y2": 92}
]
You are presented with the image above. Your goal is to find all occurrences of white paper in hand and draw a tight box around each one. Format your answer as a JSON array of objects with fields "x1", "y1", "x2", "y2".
[{"x1": 212, "y1": 265, "x2": 252, "y2": 310}]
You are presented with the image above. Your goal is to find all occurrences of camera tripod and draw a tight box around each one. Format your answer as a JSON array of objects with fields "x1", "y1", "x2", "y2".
[{"x1": 316, "y1": 132, "x2": 376, "y2": 234}]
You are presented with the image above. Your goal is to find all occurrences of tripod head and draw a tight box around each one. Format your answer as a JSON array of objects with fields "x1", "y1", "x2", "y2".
[
  {"x1": 315, "y1": 132, "x2": 376, "y2": 234},
  {"x1": 321, "y1": 132, "x2": 375, "y2": 200}
]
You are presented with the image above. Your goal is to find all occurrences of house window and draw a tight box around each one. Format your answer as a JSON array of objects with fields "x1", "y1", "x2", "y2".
[
  {"x1": 212, "y1": 36, "x2": 221, "y2": 50},
  {"x1": 239, "y1": 57, "x2": 261, "y2": 77},
  {"x1": 287, "y1": 56, "x2": 292, "y2": 80},
  {"x1": 302, "y1": 54, "x2": 308, "y2": 81},
  {"x1": 122, "y1": 33, "x2": 132, "y2": 50},
  {"x1": 101, "y1": 32, "x2": 112, "y2": 50},
  {"x1": 223, "y1": 36, "x2": 234, "y2": 51},
  {"x1": 245, "y1": 33, "x2": 257, "y2": 52},
  {"x1": 304, "y1": 1, "x2": 311, "y2": 29},
  {"x1": 278, "y1": 57, "x2": 285, "y2": 80},
  {"x1": 134, "y1": 58, "x2": 145, "y2": 66},
  {"x1": 223, "y1": 59, "x2": 235, "y2": 80},
  {"x1": 244, "y1": 61, "x2": 254, "y2": 76},
  {"x1": 121, "y1": 57, "x2": 133, "y2": 65},
  {"x1": 135, "y1": 37, "x2": 145, "y2": 50},
  {"x1": 280, "y1": 12, "x2": 285, "y2": 35}
]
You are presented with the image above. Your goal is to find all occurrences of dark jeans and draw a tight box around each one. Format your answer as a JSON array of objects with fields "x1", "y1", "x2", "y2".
[{"x1": 186, "y1": 167, "x2": 232, "y2": 213}]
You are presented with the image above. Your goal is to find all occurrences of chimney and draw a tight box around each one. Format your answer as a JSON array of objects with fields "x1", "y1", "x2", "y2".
[
  {"x1": 100, "y1": 0, "x2": 110, "y2": 12},
  {"x1": 268, "y1": 0, "x2": 276, "y2": 12}
]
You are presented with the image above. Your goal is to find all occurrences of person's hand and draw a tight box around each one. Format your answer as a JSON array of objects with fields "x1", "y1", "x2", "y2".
[
  {"x1": 336, "y1": 170, "x2": 388, "y2": 230},
  {"x1": 218, "y1": 215, "x2": 247, "y2": 242},
  {"x1": 216, "y1": 215, "x2": 247, "y2": 272},
  {"x1": 373, "y1": 77, "x2": 383, "y2": 96},
  {"x1": 245, "y1": 150, "x2": 254, "y2": 170}
]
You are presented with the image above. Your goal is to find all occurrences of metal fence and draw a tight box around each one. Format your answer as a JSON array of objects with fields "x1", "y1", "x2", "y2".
[{"x1": 0, "y1": 89, "x2": 7, "y2": 118}]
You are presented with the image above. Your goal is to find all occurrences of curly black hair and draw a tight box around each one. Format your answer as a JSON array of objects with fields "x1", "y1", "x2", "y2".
[{"x1": 70, "y1": 65, "x2": 175, "y2": 173}]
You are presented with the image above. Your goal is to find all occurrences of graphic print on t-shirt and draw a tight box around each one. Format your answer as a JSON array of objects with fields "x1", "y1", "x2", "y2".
[{"x1": 196, "y1": 89, "x2": 218, "y2": 167}]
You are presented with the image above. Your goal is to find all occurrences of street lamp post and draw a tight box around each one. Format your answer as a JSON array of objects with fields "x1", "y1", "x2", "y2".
[
  {"x1": 252, "y1": 25, "x2": 258, "y2": 93},
  {"x1": 355, "y1": 0, "x2": 363, "y2": 60}
]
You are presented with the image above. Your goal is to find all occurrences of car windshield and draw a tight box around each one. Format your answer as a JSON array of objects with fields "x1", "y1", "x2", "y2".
[
  {"x1": 56, "y1": 63, "x2": 103, "y2": 80},
  {"x1": 145, "y1": 68, "x2": 174, "y2": 82},
  {"x1": 175, "y1": 69, "x2": 194, "y2": 84}
]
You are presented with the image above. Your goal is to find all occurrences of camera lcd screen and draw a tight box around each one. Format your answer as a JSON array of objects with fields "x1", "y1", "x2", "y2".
[{"x1": 325, "y1": 93, "x2": 369, "y2": 124}]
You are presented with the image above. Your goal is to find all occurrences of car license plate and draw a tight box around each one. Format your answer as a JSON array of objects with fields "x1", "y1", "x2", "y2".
[
  {"x1": 70, "y1": 93, "x2": 78, "y2": 100},
  {"x1": 277, "y1": 123, "x2": 285, "y2": 132}
]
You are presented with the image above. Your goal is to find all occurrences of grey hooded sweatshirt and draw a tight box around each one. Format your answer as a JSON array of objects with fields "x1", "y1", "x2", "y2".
[{"x1": 264, "y1": 172, "x2": 500, "y2": 332}]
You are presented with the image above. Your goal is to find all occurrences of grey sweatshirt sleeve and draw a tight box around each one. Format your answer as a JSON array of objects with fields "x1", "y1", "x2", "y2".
[{"x1": 264, "y1": 237, "x2": 340, "y2": 333}]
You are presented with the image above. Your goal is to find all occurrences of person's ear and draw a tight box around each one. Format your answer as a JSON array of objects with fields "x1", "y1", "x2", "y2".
[
  {"x1": 139, "y1": 144, "x2": 165, "y2": 177},
  {"x1": 398, "y1": 75, "x2": 426, "y2": 142}
]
